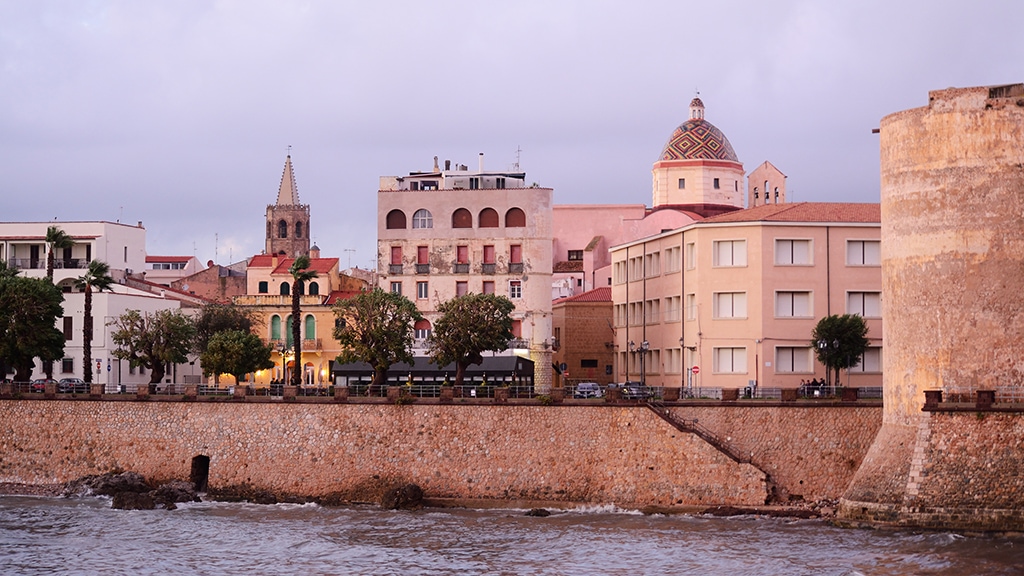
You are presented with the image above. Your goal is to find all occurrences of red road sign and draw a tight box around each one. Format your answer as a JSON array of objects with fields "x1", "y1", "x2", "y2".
[{"x1": 691, "y1": 366, "x2": 700, "y2": 375}]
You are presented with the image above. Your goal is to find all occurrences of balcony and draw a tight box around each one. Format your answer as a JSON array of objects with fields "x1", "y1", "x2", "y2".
[
  {"x1": 508, "y1": 338, "x2": 529, "y2": 349},
  {"x1": 415, "y1": 264, "x2": 430, "y2": 274},
  {"x1": 453, "y1": 263, "x2": 469, "y2": 274},
  {"x1": 481, "y1": 263, "x2": 496, "y2": 275},
  {"x1": 268, "y1": 338, "x2": 323, "y2": 351},
  {"x1": 508, "y1": 263, "x2": 524, "y2": 274},
  {"x1": 234, "y1": 294, "x2": 324, "y2": 306},
  {"x1": 389, "y1": 264, "x2": 403, "y2": 275}
]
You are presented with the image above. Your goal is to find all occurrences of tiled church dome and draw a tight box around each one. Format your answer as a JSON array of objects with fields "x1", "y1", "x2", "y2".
[{"x1": 658, "y1": 98, "x2": 739, "y2": 163}]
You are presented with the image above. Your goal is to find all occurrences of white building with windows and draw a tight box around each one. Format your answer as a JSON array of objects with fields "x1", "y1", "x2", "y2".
[
  {"x1": 376, "y1": 154, "x2": 555, "y2": 391},
  {"x1": 609, "y1": 202, "x2": 882, "y2": 390}
]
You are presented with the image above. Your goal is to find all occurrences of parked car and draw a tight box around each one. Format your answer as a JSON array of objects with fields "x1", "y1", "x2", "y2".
[
  {"x1": 573, "y1": 382, "x2": 603, "y2": 398},
  {"x1": 58, "y1": 378, "x2": 88, "y2": 394},
  {"x1": 620, "y1": 382, "x2": 653, "y2": 400},
  {"x1": 31, "y1": 378, "x2": 57, "y2": 392}
]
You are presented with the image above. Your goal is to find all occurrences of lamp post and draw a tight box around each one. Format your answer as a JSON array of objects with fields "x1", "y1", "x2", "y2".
[
  {"x1": 817, "y1": 338, "x2": 840, "y2": 388},
  {"x1": 628, "y1": 340, "x2": 650, "y2": 386}
]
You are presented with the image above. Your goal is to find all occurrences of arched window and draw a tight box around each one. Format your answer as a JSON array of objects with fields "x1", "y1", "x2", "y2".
[
  {"x1": 414, "y1": 319, "x2": 432, "y2": 340},
  {"x1": 308, "y1": 281, "x2": 319, "y2": 296},
  {"x1": 386, "y1": 210, "x2": 407, "y2": 229},
  {"x1": 271, "y1": 315, "x2": 281, "y2": 340},
  {"x1": 266, "y1": 222, "x2": 271, "y2": 239},
  {"x1": 278, "y1": 220, "x2": 288, "y2": 238},
  {"x1": 451, "y1": 208, "x2": 472, "y2": 228},
  {"x1": 479, "y1": 208, "x2": 499, "y2": 228},
  {"x1": 295, "y1": 280, "x2": 305, "y2": 296},
  {"x1": 505, "y1": 207, "x2": 526, "y2": 227},
  {"x1": 295, "y1": 221, "x2": 303, "y2": 239},
  {"x1": 304, "y1": 314, "x2": 316, "y2": 339},
  {"x1": 285, "y1": 315, "x2": 294, "y2": 348},
  {"x1": 412, "y1": 209, "x2": 433, "y2": 229},
  {"x1": 280, "y1": 282, "x2": 290, "y2": 296}
]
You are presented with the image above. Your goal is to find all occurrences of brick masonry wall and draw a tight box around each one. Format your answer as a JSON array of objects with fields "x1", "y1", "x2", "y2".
[
  {"x1": 669, "y1": 405, "x2": 882, "y2": 502},
  {"x1": 1, "y1": 400, "x2": 775, "y2": 508}
]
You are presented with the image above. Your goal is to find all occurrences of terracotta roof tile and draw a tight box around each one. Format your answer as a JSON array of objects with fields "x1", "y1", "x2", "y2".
[
  {"x1": 553, "y1": 286, "x2": 611, "y2": 305},
  {"x1": 325, "y1": 290, "x2": 363, "y2": 305},
  {"x1": 700, "y1": 202, "x2": 880, "y2": 224},
  {"x1": 554, "y1": 261, "x2": 584, "y2": 273},
  {"x1": 145, "y1": 255, "x2": 193, "y2": 263}
]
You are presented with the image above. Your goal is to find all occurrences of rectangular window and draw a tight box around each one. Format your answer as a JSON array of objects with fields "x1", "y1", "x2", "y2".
[
  {"x1": 852, "y1": 347, "x2": 883, "y2": 373},
  {"x1": 644, "y1": 253, "x2": 660, "y2": 277},
  {"x1": 390, "y1": 282, "x2": 402, "y2": 295},
  {"x1": 580, "y1": 359, "x2": 598, "y2": 368},
  {"x1": 124, "y1": 246, "x2": 128, "y2": 262},
  {"x1": 664, "y1": 246, "x2": 681, "y2": 273},
  {"x1": 713, "y1": 347, "x2": 747, "y2": 373},
  {"x1": 510, "y1": 244, "x2": 522, "y2": 264},
  {"x1": 775, "y1": 347, "x2": 813, "y2": 373},
  {"x1": 713, "y1": 292, "x2": 747, "y2": 319},
  {"x1": 483, "y1": 245, "x2": 495, "y2": 264},
  {"x1": 847, "y1": 291, "x2": 882, "y2": 317},
  {"x1": 847, "y1": 240, "x2": 881, "y2": 266},
  {"x1": 775, "y1": 291, "x2": 812, "y2": 318},
  {"x1": 685, "y1": 242, "x2": 696, "y2": 270},
  {"x1": 775, "y1": 239, "x2": 812, "y2": 265},
  {"x1": 678, "y1": 178, "x2": 685, "y2": 189},
  {"x1": 417, "y1": 246, "x2": 429, "y2": 265},
  {"x1": 61, "y1": 358, "x2": 74, "y2": 374},
  {"x1": 713, "y1": 240, "x2": 747, "y2": 267},
  {"x1": 567, "y1": 250, "x2": 583, "y2": 261},
  {"x1": 482, "y1": 281, "x2": 495, "y2": 295},
  {"x1": 613, "y1": 261, "x2": 627, "y2": 284},
  {"x1": 509, "y1": 280, "x2": 522, "y2": 299},
  {"x1": 713, "y1": 178, "x2": 720, "y2": 189},
  {"x1": 456, "y1": 245, "x2": 469, "y2": 264},
  {"x1": 511, "y1": 320, "x2": 522, "y2": 338},
  {"x1": 390, "y1": 246, "x2": 402, "y2": 265},
  {"x1": 63, "y1": 316, "x2": 73, "y2": 341},
  {"x1": 469, "y1": 177, "x2": 480, "y2": 190},
  {"x1": 664, "y1": 295, "x2": 681, "y2": 322},
  {"x1": 258, "y1": 281, "x2": 268, "y2": 294},
  {"x1": 415, "y1": 327, "x2": 431, "y2": 340},
  {"x1": 496, "y1": 177, "x2": 506, "y2": 189},
  {"x1": 417, "y1": 281, "x2": 428, "y2": 299},
  {"x1": 685, "y1": 293, "x2": 697, "y2": 320},
  {"x1": 456, "y1": 281, "x2": 468, "y2": 296},
  {"x1": 645, "y1": 299, "x2": 660, "y2": 324}
]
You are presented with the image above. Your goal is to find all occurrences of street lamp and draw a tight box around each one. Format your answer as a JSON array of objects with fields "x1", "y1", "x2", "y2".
[
  {"x1": 817, "y1": 338, "x2": 840, "y2": 388},
  {"x1": 628, "y1": 340, "x2": 650, "y2": 386}
]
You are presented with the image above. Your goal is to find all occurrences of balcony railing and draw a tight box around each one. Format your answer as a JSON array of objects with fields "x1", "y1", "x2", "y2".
[
  {"x1": 415, "y1": 264, "x2": 430, "y2": 274},
  {"x1": 508, "y1": 263, "x2": 524, "y2": 274},
  {"x1": 234, "y1": 295, "x2": 324, "y2": 306},
  {"x1": 389, "y1": 264, "x2": 403, "y2": 275},
  {"x1": 268, "y1": 338, "x2": 322, "y2": 351},
  {"x1": 508, "y1": 338, "x2": 529, "y2": 349},
  {"x1": 481, "y1": 263, "x2": 496, "y2": 275},
  {"x1": 453, "y1": 263, "x2": 470, "y2": 274}
]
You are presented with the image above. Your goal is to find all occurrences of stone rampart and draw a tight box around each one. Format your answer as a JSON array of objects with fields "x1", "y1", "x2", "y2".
[{"x1": 0, "y1": 400, "x2": 771, "y2": 508}]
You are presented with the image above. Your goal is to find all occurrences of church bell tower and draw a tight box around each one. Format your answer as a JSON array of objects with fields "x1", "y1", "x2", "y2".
[{"x1": 265, "y1": 154, "x2": 311, "y2": 257}]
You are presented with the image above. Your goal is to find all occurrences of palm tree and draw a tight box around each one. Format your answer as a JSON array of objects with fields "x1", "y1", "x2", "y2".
[
  {"x1": 288, "y1": 255, "x2": 317, "y2": 388},
  {"x1": 75, "y1": 260, "x2": 114, "y2": 384},
  {"x1": 45, "y1": 226, "x2": 74, "y2": 282}
]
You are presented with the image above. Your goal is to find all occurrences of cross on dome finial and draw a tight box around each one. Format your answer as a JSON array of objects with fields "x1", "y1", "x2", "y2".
[{"x1": 689, "y1": 93, "x2": 705, "y2": 120}]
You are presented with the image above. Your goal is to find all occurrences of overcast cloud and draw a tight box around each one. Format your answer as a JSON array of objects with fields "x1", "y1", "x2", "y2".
[{"x1": 2, "y1": 1, "x2": 1022, "y2": 269}]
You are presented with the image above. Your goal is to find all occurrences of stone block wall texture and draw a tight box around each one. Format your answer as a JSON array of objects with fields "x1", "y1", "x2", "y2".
[
  {"x1": 0, "y1": 400, "x2": 772, "y2": 508},
  {"x1": 669, "y1": 406, "x2": 882, "y2": 502},
  {"x1": 841, "y1": 84, "x2": 1024, "y2": 530}
]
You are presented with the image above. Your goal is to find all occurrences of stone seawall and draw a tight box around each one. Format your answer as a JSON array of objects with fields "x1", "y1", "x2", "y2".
[
  {"x1": 840, "y1": 410, "x2": 1024, "y2": 531},
  {"x1": 0, "y1": 400, "x2": 880, "y2": 509}
]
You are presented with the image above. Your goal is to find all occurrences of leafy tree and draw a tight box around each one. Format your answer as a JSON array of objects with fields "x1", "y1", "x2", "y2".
[
  {"x1": 110, "y1": 309, "x2": 196, "y2": 384},
  {"x1": 0, "y1": 273, "x2": 65, "y2": 382},
  {"x1": 333, "y1": 289, "x2": 422, "y2": 391},
  {"x1": 45, "y1": 225, "x2": 74, "y2": 282},
  {"x1": 193, "y1": 303, "x2": 257, "y2": 354},
  {"x1": 289, "y1": 256, "x2": 317, "y2": 387},
  {"x1": 428, "y1": 293, "x2": 515, "y2": 387},
  {"x1": 811, "y1": 314, "x2": 870, "y2": 387},
  {"x1": 200, "y1": 329, "x2": 274, "y2": 384},
  {"x1": 75, "y1": 260, "x2": 114, "y2": 383}
]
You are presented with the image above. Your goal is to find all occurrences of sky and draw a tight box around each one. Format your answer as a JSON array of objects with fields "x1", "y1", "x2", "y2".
[{"x1": 3, "y1": 1, "x2": 1022, "y2": 270}]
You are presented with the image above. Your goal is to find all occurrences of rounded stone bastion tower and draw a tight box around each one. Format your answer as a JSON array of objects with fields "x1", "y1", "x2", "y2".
[{"x1": 839, "y1": 84, "x2": 1024, "y2": 530}]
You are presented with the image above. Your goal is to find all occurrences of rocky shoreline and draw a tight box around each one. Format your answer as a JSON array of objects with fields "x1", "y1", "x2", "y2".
[{"x1": 1, "y1": 477, "x2": 837, "y2": 519}]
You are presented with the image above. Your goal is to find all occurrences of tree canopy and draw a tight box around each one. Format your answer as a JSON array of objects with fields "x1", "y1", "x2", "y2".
[
  {"x1": 45, "y1": 225, "x2": 74, "y2": 281},
  {"x1": 0, "y1": 272, "x2": 65, "y2": 382},
  {"x1": 428, "y1": 293, "x2": 515, "y2": 386},
  {"x1": 193, "y1": 303, "x2": 256, "y2": 354},
  {"x1": 110, "y1": 309, "x2": 196, "y2": 384},
  {"x1": 811, "y1": 314, "x2": 870, "y2": 386},
  {"x1": 200, "y1": 329, "x2": 274, "y2": 384},
  {"x1": 333, "y1": 288, "x2": 422, "y2": 390}
]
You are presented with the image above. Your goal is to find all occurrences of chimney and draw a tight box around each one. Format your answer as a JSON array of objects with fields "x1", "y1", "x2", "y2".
[
  {"x1": 137, "y1": 221, "x2": 143, "y2": 228},
  {"x1": 433, "y1": 156, "x2": 439, "y2": 172},
  {"x1": 444, "y1": 159, "x2": 451, "y2": 171},
  {"x1": 478, "y1": 152, "x2": 484, "y2": 173}
]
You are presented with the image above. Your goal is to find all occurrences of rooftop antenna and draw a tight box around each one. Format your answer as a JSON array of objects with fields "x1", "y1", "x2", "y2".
[
  {"x1": 118, "y1": 206, "x2": 123, "y2": 223},
  {"x1": 214, "y1": 233, "x2": 218, "y2": 265},
  {"x1": 513, "y1": 145, "x2": 522, "y2": 171},
  {"x1": 287, "y1": 144, "x2": 292, "y2": 156},
  {"x1": 343, "y1": 249, "x2": 356, "y2": 269}
]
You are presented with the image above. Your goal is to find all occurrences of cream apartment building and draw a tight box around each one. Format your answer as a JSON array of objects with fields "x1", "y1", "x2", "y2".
[
  {"x1": 376, "y1": 154, "x2": 555, "y2": 391},
  {"x1": 611, "y1": 203, "x2": 882, "y2": 390}
]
